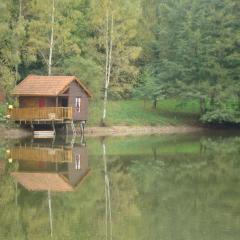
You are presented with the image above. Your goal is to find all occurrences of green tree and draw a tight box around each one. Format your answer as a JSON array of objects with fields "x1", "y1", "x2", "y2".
[{"x1": 137, "y1": 0, "x2": 240, "y2": 124}]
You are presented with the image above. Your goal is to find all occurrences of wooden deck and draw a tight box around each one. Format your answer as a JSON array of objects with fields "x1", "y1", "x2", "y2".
[
  {"x1": 8, "y1": 107, "x2": 73, "y2": 122},
  {"x1": 9, "y1": 146, "x2": 73, "y2": 163}
]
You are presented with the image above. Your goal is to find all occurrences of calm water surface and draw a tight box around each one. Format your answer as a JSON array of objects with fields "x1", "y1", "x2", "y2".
[{"x1": 0, "y1": 131, "x2": 240, "y2": 240}]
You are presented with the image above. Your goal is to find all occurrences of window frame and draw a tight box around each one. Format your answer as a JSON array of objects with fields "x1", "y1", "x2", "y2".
[
  {"x1": 75, "y1": 154, "x2": 81, "y2": 170},
  {"x1": 75, "y1": 97, "x2": 81, "y2": 113}
]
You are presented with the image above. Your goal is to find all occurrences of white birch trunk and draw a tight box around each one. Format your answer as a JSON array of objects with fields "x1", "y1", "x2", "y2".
[
  {"x1": 102, "y1": 2, "x2": 113, "y2": 123},
  {"x1": 107, "y1": 15, "x2": 113, "y2": 88},
  {"x1": 15, "y1": 0, "x2": 23, "y2": 86},
  {"x1": 48, "y1": 0, "x2": 55, "y2": 76},
  {"x1": 103, "y1": 9, "x2": 110, "y2": 121}
]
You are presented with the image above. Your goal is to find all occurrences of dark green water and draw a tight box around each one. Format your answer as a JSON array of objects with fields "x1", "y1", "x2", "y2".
[{"x1": 1, "y1": 131, "x2": 240, "y2": 240}]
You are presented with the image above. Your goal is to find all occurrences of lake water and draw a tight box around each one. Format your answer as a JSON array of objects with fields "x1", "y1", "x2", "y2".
[{"x1": 0, "y1": 131, "x2": 240, "y2": 239}]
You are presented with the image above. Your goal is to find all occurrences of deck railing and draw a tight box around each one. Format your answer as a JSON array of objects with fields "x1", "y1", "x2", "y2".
[
  {"x1": 9, "y1": 147, "x2": 73, "y2": 163},
  {"x1": 8, "y1": 107, "x2": 73, "y2": 121}
]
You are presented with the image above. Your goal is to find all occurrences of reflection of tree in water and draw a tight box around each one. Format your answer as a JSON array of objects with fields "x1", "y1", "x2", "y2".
[
  {"x1": 0, "y1": 149, "x2": 138, "y2": 239},
  {"x1": 101, "y1": 141, "x2": 140, "y2": 240},
  {"x1": 0, "y1": 140, "x2": 91, "y2": 239},
  {"x1": 0, "y1": 161, "x2": 25, "y2": 239},
  {"x1": 2, "y1": 136, "x2": 240, "y2": 239},
  {"x1": 102, "y1": 142, "x2": 112, "y2": 240},
  {"x1": 130, "y1": 137, "x2": 240, "y2": 240}
]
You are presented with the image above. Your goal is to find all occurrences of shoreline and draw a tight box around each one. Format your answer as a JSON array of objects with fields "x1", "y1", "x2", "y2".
[
  {"x1": 0, "y1": 124, "x2": 205, "y2": 139},
  {"x1": 85, "y1": 125, "x2": 204, "y2": 137},
  {"x1": 0, "y1": 125, "x2": 32, "y2": 139}
]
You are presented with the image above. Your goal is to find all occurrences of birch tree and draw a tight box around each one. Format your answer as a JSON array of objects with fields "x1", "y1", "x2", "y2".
[
  {"x1": 26, "y1": 0, "x2": 80, "y2": 75},
  {"x1": 48, "y1": 0, "x2": 55, "y2": 76},
  {"x1": 14, "y1": 0, "x2": 26, "y2": 84},
  {"x1": 102, "y1": 1, "x2": 114, "y2": 124}
]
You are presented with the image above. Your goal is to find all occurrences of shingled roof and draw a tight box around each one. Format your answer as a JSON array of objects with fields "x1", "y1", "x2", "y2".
[
  {"x1": 11, "y1": 172, "x2": 74, "y2": 192},
  {"x1": 12, "y1": 75, "x2": 92, "y2": 97}
]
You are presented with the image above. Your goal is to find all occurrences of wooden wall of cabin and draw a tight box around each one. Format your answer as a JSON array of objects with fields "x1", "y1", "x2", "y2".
[
  {"x1": 67, "y1": 146, "x2": 89, "y2": 186},
  {"x1": 68, "y1": 81, "x2": 89, "y2": 121},
  {"x1": 18, "y1": 96, "x2": 56, "y2": 108}
]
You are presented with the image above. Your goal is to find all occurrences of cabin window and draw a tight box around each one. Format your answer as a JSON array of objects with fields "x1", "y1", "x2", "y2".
[
  {"x1": 75, "y1": 97, "x2": 81, "y2": 112},
  {"x1": 75, "y1": 154, "x2": 81, "y2": 170}
]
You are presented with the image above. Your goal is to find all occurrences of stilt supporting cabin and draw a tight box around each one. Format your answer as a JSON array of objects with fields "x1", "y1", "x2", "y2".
[{"x1": 8, "y1": 75, "x2": 92, "y2": 135}]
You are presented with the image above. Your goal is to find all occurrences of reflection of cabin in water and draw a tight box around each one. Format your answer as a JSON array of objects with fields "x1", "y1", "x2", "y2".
[
  {"x1": 8, "y1": 75, "x2": 92, "y2": 133},
  {"x1": 9, "y1": 143, "x2": 90, "y2": 192}
]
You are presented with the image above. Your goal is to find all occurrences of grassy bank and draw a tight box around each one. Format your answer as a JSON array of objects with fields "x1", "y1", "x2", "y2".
[{"x1": 88, "y1": 99, "x2": 200, "y2": 126}]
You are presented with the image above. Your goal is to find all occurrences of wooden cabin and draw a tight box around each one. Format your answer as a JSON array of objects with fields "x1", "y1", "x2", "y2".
[{"x1": 8, "y1": 75, "x2": 92, "y2": 130}]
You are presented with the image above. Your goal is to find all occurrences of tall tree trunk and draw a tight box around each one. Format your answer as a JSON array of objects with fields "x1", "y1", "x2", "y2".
[
  {"x1": 15, "y1": 0, "x2": 23, "y2": 86},
  {"x1": 210, "y1": 92, "x2": 215, "y2": 110},
  {"x1": 102, "y1": 1, "x2": 113, "y2": 124},
  {"x1": 48, "y1": 0, "x2": 55, "y2": 76},
  {"x1": 152, "y1": 96, "x2": 157, "y2": 110},
  {"x1": 102, "y1": 9, "x2": 109, "y2": 123},
  {"x1": 199, "y1": 96, "x2": 206, "y2": 114}
]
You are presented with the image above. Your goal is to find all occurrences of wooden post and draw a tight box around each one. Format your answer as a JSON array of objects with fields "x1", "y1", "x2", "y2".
[
  {"x1": 66, "y1": 123, "x2": 68, "y2": 137},
  {"x1": 52, "y1": 121, "x2": 56, "y2": 135},
  {"x1": 56, "y1": 96, "x2": 58, "y2": 107},
  {"x1": 80, "y1": 121, "x2": 85, "y2": 137}
]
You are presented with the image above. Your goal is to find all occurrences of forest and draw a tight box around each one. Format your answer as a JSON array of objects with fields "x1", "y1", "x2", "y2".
[{"x1": 0, "y1": 0, "x2": 240, "y2": 125}]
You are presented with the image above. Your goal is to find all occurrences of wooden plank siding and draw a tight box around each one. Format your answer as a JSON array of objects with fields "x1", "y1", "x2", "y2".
[
  {"x1": 68, "y1": 81, "x2": 89, "y2": 121},
  {"x1": 19, "y1": 96, "x2": 56, "y2": 108},
  {"x1": 8, "y1": 107, "x2": 73, "y2": 121}
]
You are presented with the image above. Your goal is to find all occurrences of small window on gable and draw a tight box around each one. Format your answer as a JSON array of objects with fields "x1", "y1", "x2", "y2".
[
  {"x1": 75, "y1": 97, "x2": 81, "y2": 112},
  {"x1": 75, "y1": 154, "x2": 81, "y2": 170}
]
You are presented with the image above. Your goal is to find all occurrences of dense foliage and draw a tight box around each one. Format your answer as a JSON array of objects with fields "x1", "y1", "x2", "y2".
[
  {"x1": 136, "y1": 0, "x2": 240, "y2": 124},
  {"x1": 0, "y1": 0, "x2": 239, "y2": 124}
]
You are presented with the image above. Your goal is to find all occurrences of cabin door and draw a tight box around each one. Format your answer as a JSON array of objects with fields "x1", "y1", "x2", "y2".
[{"x1": 38, "y1": 98, "x2": 45, "y2": 107}]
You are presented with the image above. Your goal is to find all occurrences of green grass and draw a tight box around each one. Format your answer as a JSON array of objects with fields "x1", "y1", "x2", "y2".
[{"x1": 88, "y1": 99, "x2": 200, "y2": 126}]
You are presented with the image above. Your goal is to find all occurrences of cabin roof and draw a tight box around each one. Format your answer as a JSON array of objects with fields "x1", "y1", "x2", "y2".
[
  {"x1": 12, "y1": 75, "x2": 92, "y2": 97},
  {"x1": 11, "y1": 172, "x2": 74, "y2": 192},
  {"x1": 11, "y1": 169, "x2": 90, "y2": 192}
]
